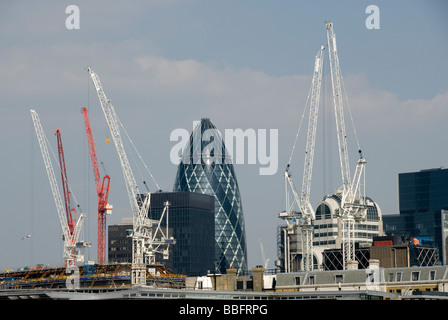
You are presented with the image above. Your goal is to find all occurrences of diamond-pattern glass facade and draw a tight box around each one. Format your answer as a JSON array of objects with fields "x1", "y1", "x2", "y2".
[{"x1": 173, "y1": 118, "x2": 248, "y2": 274}]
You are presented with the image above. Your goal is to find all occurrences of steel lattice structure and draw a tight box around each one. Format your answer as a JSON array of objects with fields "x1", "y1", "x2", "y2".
[
  {"x1": 82, "y1": 107, "x2": 112, "y2": 265},
  {"x1": 30, "y1": 110, "x2": 85, "y2": 267},
  {"x1": 87, "y1": 68, "x2": 174, "y2": 285}
]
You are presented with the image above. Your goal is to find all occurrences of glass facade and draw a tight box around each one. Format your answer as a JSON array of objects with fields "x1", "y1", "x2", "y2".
[
  {"x1": 108, "y1": 219, "x2": 133, "y2": 264},
  {"x1": 173, "y1": 118, "x2": 248, "y2": 274},
  {"x1": 149, "y1": 192, "x2": 215, "y2": 276},
  {"x1": 108, "y1": 192, "x2": 215, "y2": 276},
  {"x1": 394, "y1": 168, "x2": 448, "y2": 264}
]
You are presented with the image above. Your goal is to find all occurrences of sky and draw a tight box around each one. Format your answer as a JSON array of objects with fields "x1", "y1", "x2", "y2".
[{"x1": 0, "y1": 0, "x2": 447, "y2": 271}]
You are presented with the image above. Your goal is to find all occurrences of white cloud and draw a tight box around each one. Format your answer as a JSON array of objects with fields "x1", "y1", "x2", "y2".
[{"x1": 326, "y1": 74, "x2": 448, "y2": 133}]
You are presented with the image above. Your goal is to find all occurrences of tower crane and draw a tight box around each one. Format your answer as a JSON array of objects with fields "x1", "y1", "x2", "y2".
[
  {"x1": 258, "y1": 239, "x2": 270, "y2": 270},
  {"x1": 87, "y1": 67, "x2": 175, "y2": 285},
  {"x1": 82, "y1": 107, "x2": 112, "y2": 265},
  {"x1": 30, "y1": 109, "x2": 86, "y2": 267},
  {"x1": 280, "y1": 45, "x2": 324, "y2": 272},
  {"x1": 326, "y1": 22, "x2": 368, "y2": 269},
  {"x1": 55, "y1": 129, "x2": 76, "y2": 236}
]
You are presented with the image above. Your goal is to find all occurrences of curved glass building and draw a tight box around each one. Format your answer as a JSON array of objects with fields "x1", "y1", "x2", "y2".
[{"x1": 173, "y1": 118, "x2": 248, "y2": 274}]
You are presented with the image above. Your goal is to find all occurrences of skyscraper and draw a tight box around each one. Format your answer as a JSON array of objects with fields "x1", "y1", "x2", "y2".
[
  {"x1": 383, "y1": 167, "x2": 448, "y2": 264},
  {"x1": 173, "y1": 118, "x2": 248, "y2": 274},
  {"x1": 149, "y1": 191, "x2": 215, "y2": 276}
]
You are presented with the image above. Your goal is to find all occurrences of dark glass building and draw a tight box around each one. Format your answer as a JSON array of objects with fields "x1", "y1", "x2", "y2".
[
  {"x1": 149, "y1": 191, "x2": 215, "y2": 276},
  {"x1": 383, "y1": 168, "x2": 448, "y2": 264},
  {"x1": 108, "y1": 217, "x2": 133, "y2": 264},
  {"x1": 173, "y1": 118, "x2": 248, "y2": 275},
  {"x1": 108, "y1": 191, "x2": 215, "y2": 276}
]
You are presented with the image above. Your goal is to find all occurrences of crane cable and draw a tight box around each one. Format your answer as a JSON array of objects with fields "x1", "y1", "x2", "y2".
[
  {"x1": 115, "y1": 115, "x2": 161, "y2": 192},
  {"x1": 287, "y1": 77, "x2": 314, "y2": 170},
  {"x1": 340, "y1": 74, "x2": 362, "y2": 156}
]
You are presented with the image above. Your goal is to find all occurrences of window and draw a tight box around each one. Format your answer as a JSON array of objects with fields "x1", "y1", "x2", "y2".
[
  {"x1": 309, "y1": 275, "x2": 315, "y2": 285},
  {"x1": 316, "y1": 203, "x2": 331, "y2": 220},
  {"x1": 429, "y1": 270, "x2": 436, "y2": 280},
  {"x1": 396, "y1": 272, "x2": 402, "y2": 282},
  {"x1": 295, "y1": 276, "x2": 301, "y2": 285},
  {"x1": 335, "y1": 275, "x2": 344, "y2": 284},
  {"x1": 388, "y1": 273, "x2": 394, "y2": 282},
  {"x1": 411, "y1": 271, "x2": 420, "y2": 281}
]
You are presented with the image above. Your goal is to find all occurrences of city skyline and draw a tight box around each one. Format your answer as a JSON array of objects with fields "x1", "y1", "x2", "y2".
[{"x1": 0, "y1": 1, "x2": 447, "y2": 271}]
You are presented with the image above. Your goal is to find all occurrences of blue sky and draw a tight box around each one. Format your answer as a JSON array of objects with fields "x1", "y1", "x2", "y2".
[{"x1": 0, "y1": 0, "x2": 447, "y2": 270}]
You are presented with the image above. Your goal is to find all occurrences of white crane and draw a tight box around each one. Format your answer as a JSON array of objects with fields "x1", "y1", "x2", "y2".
[
  {"x1": 281, "y1": 45, "x2": 324, "y2": 272},
  {"x1": 30, "y1": 109, "x2": 86, "y2": 267},
  {"x1": 258, "y1": 239, "x2": 270, "y2": 269},
  {"x1": 87, "y1": 67, "x2": 174, "y2": 285},
  {"x1": 325, "y1": 22, "x2": 368, "y2": 269}
]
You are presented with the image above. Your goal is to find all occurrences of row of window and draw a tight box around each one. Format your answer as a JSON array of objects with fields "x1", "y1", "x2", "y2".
[
  {"x1": 315, "y1": 196, "x2": 380, "y2": 222},
  {"x1": 388, "y1": 270, "x2": 437, "y2": 282},
  {"x1": 314, "y1": 232, "x2": 377, "y2": 239},
  {"x1": 314, "y1": 223, "x2": 379, "y2": 230},
  {"x1": 294, "y1": 270, "x2": 439, "y2": 286}
]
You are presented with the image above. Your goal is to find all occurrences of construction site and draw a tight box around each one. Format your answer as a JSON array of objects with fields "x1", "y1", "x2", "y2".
[{"x1": 1, "y1": 21, "x2": 446, "y2": 301}]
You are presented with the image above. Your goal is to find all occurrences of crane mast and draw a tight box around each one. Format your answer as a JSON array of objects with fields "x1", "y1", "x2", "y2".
[
  {"x1": 87, "y1": 67, "x2": 148, "y2": 285},
  {"x1": 55, "y1": 129, "x2": 76, "y2": 235},
  {"x1": 281, "y1": 46, "x2": 324, "y2": 272},
  {"x1": 326, "y1": 22, "x2": 368, "y2": 269},
  {"x1": 87, "y1": 67, "x2": 174, "y2": 285},
  {"x1": 82, "y1": 107, "x2": 112, "y2": 265},
  {"x1": 299, "y1": 45, "x2": 324, "y2": 271},
  {"x1": 301, "y1": 45, "x2": 325, "y2": 218},
  {"x1": 326, "y1": 22, "x2": 351, "y2": 192},
  {"x1": 30, "y1": 109, "x2": 86, "y2": 267}
]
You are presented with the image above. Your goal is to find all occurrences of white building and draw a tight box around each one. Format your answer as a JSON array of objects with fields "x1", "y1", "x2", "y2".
[{"x1": 278, "y1": 192, "x2": 384, "y2": 271}]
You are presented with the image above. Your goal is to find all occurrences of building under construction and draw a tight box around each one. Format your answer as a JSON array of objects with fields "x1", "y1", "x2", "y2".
[{"x1": 0, "y1": 263, "x2": 185, "y2": 291}]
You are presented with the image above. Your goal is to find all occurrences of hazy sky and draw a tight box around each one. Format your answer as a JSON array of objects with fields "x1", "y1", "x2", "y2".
[{"x1": 0, "y1": 0, "x2": 447, "y2": 270}]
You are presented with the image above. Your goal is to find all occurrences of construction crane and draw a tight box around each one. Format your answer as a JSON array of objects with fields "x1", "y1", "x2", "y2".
[
  {"x1": 258, "y1": 239, "x2": 270, "y2": 269},
  {"x1": 82, "y1": 107, "x2": 112, "y2": 265},
  {"x1": 30, "y1": 109, "x2": 86, "y2": 267},
  {"x1": 326, "y1": 22, "x2": 368, "y2": 269},
  {"x1": 87, "y1": 67, "x2": 175, "y2": 285},
  {"x1": 55, "y1": 129, "x2": 76, "y2": 236},
  {"x1": 280, "y1": 45, "x2": 324, "y2": 272}
]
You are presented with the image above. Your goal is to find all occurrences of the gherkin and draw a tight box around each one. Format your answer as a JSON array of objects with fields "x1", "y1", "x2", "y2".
[{"x1": 173, "y1": 118, "x2": 248, "y2": 274}]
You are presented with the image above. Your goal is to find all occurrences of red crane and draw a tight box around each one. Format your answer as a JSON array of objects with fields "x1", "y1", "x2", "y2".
[
  {"x1": 82, "y1": 107, "x2": 112, "y2": 265},
  {"x1": 55, "y1": 129, "x2": 76, "y2": 236}
]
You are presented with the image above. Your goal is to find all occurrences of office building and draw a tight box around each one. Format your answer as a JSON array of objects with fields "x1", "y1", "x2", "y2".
[
  {"x1": 108, "y1": 192, "x2": 215, "y2": 276},
  {"x1": 383, "y1": 168, "x2": 448, "y2": 264},
  {"x1": 149, "y1": 191, "x2": 215, "y2": 276},
  {"x1": 313, "y1": 192, "x2": 384, "y2": 267},
  {"x1": 108, "y1": 217, "x2": 133, "y2": 264},
  {"x1": 173, "y1": 118, "x2": 248, "y2": 274},
  {"x1": 278, "y1": 192, "x2": 384, "y2": 271}
]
